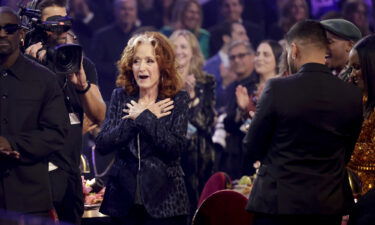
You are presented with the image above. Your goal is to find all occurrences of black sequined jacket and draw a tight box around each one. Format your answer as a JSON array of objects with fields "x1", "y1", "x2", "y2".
[{"x1": 95, "y1": 88, "x2": 190, "y2": 218}]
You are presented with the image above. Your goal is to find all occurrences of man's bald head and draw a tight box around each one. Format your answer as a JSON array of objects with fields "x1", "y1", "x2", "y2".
[
  {"x1": 0, "y1": 6, "x2": 23, "y2": 66},
  {"x1": 0, "y1": 7, "x2": 20, "y2": 25}
]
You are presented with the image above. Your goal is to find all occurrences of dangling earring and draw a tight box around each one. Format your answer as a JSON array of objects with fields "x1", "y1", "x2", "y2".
[{"x1": 20, "y1": 39, "x2": 24, "y2": 46}]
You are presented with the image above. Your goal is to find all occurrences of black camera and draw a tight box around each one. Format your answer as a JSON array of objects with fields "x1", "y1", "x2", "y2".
[
  {"x1": 46, "y1": 44, "x2": 82, "y2": 76},
  {"x1": 19, "y1": 4, "x2": 82, "y2": 75}
]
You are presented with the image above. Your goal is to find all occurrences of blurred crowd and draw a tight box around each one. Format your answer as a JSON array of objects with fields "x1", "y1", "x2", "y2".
[{"x1": 2, "y1": 0, "x2": 374, "y2": 100}]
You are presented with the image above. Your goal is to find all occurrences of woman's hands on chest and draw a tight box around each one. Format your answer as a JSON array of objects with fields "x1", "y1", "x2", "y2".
[{"x1": 122, "y1": 98, "x2": 174, "y2": 120}]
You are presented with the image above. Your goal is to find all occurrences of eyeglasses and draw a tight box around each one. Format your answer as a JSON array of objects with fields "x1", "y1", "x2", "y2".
[
  {"x1": 229, "y1": 52, "x2": 251, "y2": 61},
  {"x1": 0, "y1": 24, "x2": 21, "y2": 35}
]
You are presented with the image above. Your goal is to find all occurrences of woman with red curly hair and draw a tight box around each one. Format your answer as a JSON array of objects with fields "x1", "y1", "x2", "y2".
[{"x1": 95, "y1": 31, "x2": 190, "y2": 225}]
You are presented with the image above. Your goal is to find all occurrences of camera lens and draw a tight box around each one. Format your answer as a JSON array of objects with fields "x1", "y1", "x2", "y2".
[
  {"x1": 47, "y1": 44, "x2": 82, "y2": 75},
  {"x1": 57, "y1": 48, "x2": 73, "y2": 66}
]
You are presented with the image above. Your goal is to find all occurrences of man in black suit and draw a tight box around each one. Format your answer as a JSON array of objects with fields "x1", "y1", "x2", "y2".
[
  {"x1": 243, "y1": 20, "x2": 363, "y2": 225},
  {"x1": 0, "y1": 7, "x2": 68, "y2": 218}
]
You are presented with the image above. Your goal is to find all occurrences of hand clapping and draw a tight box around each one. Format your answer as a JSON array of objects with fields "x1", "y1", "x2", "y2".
[{"x1": 236, "y1": 85, "x2": 250, "y2": 111}]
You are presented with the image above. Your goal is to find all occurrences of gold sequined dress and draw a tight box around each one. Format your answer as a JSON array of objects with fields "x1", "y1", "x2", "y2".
[{"x1": 348, "y1": 110, "x2": 375, "y2": 194}]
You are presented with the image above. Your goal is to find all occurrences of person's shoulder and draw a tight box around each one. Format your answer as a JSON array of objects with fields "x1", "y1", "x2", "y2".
[
  {"x1": 22, "y1": 54, "x2": 55, "y2": 79},
  {"x1": 333, "y1": 76, "x2": 362, "y2": 97},
  {"x1": 112, "y1": 87, "x2": 127, "y2": 97},
  {"x1": 94, "y1": 24, "x2": 117, "y2": 36},
  {"x1": 83, "y1": 56, "x2": 94, "y2": 66},
  {"x1": 205, "y1": 53, "x2": 220, "y2": 65},
  {"x1": 160, "y1": 26, "x2": 173, "y2": 36},
  {"x1": 199, "y1": 28, "x2": 210, "y2": 37},
  {"x1": 109, "y1": 87, "x2": 129, "y2": 102},
  {"x1": 208, "y1": 23, "x2": 222, "y2": 34},
  {"x1": 243, "y1": 20, "x2": 262, "y2": 31},
  {"x1": 173, "y1": 90, "x2": 189, "y2": 102},
  {"x1": 202, "y1": 72, "x2": 215, "y2": 84},
  {"x1": 263, "y1": 75, "x2": 294, "y2": 91}
]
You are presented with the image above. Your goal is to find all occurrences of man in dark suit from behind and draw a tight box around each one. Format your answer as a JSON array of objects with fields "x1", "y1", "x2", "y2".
[{"x1": 243, "y1": 20, "x2": 363, "y2": 225}]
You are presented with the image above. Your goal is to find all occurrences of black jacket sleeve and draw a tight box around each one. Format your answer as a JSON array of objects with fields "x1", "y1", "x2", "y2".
[
  {"x1": 243, "y1": 80, "x2": 276, "y2": 164},
  {"x1": 95, "y1": 89, "x2": 138, "y2": 154}
]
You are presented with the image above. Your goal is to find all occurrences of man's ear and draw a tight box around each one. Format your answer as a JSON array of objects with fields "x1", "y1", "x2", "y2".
[
  {"x1": 291, "y1": 42, "x2": 298, "y2": 60},
  {"x1": 347, "y1": 40, "x2": 355, "y2": 53},
  {"x1": 222, "y1": 34, "x2": 231, "y2": 45},
  {"x1": 19, "y1": 29, "x2": 26, "y2": 47}
]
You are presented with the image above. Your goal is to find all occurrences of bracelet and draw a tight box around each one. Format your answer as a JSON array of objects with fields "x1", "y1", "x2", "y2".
[{"x1": 76, "y1": 81, "x2": 91, "y2": 94}]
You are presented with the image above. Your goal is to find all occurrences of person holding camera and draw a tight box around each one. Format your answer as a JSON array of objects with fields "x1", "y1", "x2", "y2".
[
  {"x1": 0, "y1": 6, "x2": 69, "y2": 219},
  {"x1": 24, "y1": 0, "x2": 106, "y2": 224}
]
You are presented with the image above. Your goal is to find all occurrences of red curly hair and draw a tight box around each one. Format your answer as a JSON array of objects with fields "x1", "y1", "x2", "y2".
[{"x1": 116, "y1": 31, "x2": 183, "y2": 98}]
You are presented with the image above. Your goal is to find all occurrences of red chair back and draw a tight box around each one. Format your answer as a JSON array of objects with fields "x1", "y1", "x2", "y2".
[
  {"x1": 193, "y1": 190, "x2": 253, "y2": 225},
  {"x1": 198, "y1": 172, "x2": 231, "y2": 207}
]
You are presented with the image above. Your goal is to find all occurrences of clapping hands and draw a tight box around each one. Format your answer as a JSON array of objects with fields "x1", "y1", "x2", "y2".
[{"x1": 236, "y1": 85, "x2": 250, "y2": 111}]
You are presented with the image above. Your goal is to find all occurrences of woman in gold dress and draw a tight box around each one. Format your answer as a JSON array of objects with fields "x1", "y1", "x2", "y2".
[{"x1": 347, "y1": 34, "x2": 375, "y2": 195}]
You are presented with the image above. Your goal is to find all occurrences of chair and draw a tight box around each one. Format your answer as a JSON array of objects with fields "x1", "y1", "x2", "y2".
[
  {"x1": 197, "y1": 172, "x2": 232, "y2": 207},
  {"x1": 193, "y1": 189, "x2": 253, "y2": 225}
]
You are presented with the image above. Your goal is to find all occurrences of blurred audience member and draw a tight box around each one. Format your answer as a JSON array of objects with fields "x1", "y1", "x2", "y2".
[
  {"x1": 267, "y1": 0, "x2": 309, "y2": 41},
  {"x1": 161, "y1": 0, "x2": 210, "y2": 58},
  {"x1": 320, "y1": 18, "x2": 362, "y2": 81},
  {"x1": 70, "y1": 0, "x2": 110, "y2": 54},
  {"x1": 237, "y1": 40, "x2": 282, "y2": 115},
  {"x1": 347, "y1": 34, "x2": 375, "y2": 195},
  {"x1": 209, "y1": 0, "x2": 264, "y2": 56},
  {"x1": 310, "y1": 0, "x2": 341, "y2": 19},
  {"x1": 157, "y1": 0, "x2": 175, "y2": 28},
  {"x1": 95, "y1": 31, "x2": 190, "y2": 225},
  {"x1": 170, "y1": 30, "x2": 216, "y2": 219},
  {"x1": 219, "y1": 40, "x2": 258, "y2": 179},
  {"x1": 204, "y1": 21, "x2": 248, "y2": 113},
  {"x1": 0, "y1": 0, "x2": 18, "y2": 10},
  {"x1": 320, "y1": 10, "x2": 342, "y2": 20},
  {"x1": 138, "y1": 0, "x2": 162, "y2": 29},
  {"x1": 91, "y1": 0, "x2": 140, "y2": 102},
  {"x1": 342, "y1": 1, "x2": 372, "y2": 36}
]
